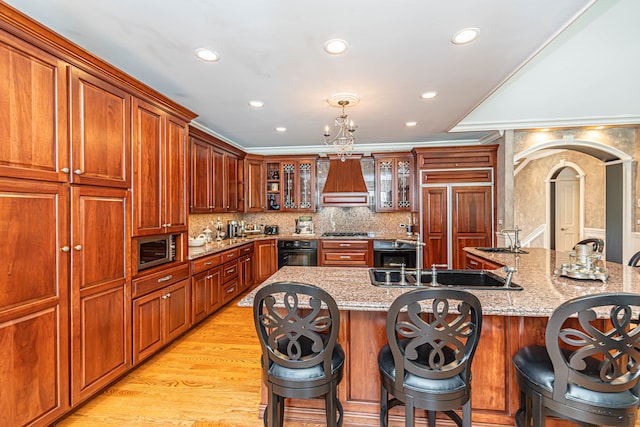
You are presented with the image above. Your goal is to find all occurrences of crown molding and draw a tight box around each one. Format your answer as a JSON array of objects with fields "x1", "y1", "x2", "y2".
[{"x1": 451, "y1": 115, "x2": 640, "y2": 132}]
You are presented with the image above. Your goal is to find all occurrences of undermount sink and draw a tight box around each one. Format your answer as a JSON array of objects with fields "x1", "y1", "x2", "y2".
[
  {"x1": 369, "y1": 268, "x2": 522, "y2": 291},
  {"x1": 475, "y1": 247, "x2": 529, "y2": 254}
]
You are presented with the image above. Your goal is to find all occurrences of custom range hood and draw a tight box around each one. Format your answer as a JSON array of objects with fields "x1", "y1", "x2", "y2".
[{"x1": 320, "y1": 154, "x2": 369, "y2": 207}]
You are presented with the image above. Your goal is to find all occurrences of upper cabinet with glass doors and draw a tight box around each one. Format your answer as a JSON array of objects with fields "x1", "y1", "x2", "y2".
[
  {"x1": 373, "y1": 153, "x2": 414, "y2": 212},
  {"x1": 265, "y1": 156, "x2": 317, "y2": 212}
]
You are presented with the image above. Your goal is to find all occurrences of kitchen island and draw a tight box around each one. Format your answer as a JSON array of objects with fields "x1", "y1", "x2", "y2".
[{"x1": 238, "y1": 248, "x2": 640, "y2": 426}]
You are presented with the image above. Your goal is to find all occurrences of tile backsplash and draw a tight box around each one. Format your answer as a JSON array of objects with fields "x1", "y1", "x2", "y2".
[{"x1": 189, "y1": 209, "x2": 412, "y2": 237}]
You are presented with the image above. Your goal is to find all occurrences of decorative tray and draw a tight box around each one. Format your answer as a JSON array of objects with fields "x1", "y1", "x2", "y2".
[{"x1": 554, "y1": 263, "x2": 609, "y2": 283}]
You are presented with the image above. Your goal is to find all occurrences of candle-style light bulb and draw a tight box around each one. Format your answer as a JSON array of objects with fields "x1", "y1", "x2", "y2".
[{"x1": 324, "y1": 125, "x2": 330, "y2": 137}]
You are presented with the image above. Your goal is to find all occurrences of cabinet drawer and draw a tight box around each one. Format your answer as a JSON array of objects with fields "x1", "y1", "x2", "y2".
[
  {"x1": 191, "y1": 253, "x2": 222, "y2": 274},
  {"x1": 239, "y1": 243, "x2": 254, "y2": 255},
  {"x1": 133, "y1": 264, "x2": 189, "y2": 298},
  {"x1": 321, "y1": 251, "x2": 370, "y2": 266},
  {"x1": 221, "y1": 279, "x2": 239, "y2": 304},
  {"x1": 321, "y1": 240, "x2": 369, "y2": 250},
  {"x1": 221, "y1": 247, "x2": 240, "y2": 263},
  {"x1": 222, "y1": 260, "x2": 239, "y2": 282}
]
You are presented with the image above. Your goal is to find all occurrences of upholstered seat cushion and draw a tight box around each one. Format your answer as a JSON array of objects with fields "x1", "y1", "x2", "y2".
[
  {"x1": 267, "y1": 335, "x2": 345, "y2": 381},
  {"x1": 513, "y1": 345, "x2": 639, "y2": 408},
  {"x1": 378, "y1": 343, "x2": 466, "y2": 394}
]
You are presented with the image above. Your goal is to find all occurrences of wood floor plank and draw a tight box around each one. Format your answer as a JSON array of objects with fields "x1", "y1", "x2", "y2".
[{"x1": 56, "y1": 293, "x2": 327, "y2": 427}]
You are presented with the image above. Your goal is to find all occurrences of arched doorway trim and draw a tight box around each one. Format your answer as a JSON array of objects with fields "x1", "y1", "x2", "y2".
[
  {"x1": 543, "y1": 161, "x2": 585, "y2": 249},
  {"x1": 516, "y1": 135, "x2": 633, "y2": 261}
]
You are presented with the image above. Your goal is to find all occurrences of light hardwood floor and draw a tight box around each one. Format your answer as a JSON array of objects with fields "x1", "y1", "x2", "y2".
[{"x1": 56, "y1": 293, "x2": 326, "y2": 427}]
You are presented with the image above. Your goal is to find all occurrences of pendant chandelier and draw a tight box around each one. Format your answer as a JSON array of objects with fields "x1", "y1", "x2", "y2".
[{"x1": 323, "y1": 93, "x2": 359, "y2": 162}]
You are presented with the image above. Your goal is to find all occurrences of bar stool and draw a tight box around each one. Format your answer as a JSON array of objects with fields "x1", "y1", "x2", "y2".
[
  {"x1": 512, "y1": 292, "x2": 640, "y2": 427},
  {"x1": 628, "y1": 251, "x2": 640, "y2": 267},
  {"x1": 253, "y1": 281, "x2": 344, "y2": 427},
  {"x1": 378, "y1": 288, "x2": 482, "y2": 427}
]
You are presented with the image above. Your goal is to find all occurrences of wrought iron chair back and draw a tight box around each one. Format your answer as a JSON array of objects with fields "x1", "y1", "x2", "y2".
[{"x1": 546, "y1": 292, "x2": 640, "y2": 400}]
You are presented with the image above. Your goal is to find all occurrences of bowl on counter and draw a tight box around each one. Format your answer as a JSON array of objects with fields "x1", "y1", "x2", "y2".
[{"x1": 188, "y1": 234, "x2": 206, "y2": 247}]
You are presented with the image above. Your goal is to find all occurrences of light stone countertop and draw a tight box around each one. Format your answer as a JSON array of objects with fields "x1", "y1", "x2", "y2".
[{"x1": 238, "y1": 247, "x2": 640, "y2": 317}]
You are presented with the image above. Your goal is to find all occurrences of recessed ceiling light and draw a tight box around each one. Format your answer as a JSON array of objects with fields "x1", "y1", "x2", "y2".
[
  {"x1": 420, "y1": 91, "x2": 438, "y2": 100},
  {"x1": 194, "y1": 48, "x2": 220, "y2": 62},
  {"x1": 405, "y1": 121, "x2": 418, "y2": 127},
  {"x1": 275, "y1": 127, "x2": 287, "y2": 132},
  {"x1": 248, "y1": 100, "x2": 264, "y2": 108},
  {"x1": 323, "y1": 39, "x2": 349, "y2": 55},
  {"x1": 452, "y1": 28, "x2": 480, "y2": 45}
]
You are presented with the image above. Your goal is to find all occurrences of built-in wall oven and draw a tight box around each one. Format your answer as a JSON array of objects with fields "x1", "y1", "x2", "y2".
[
  {"x1": 278, "y1": 240, "x2": 318, "y2": 268},
  {"x1": 373, "y1": 240, "x2": 416, "y2": 268}
]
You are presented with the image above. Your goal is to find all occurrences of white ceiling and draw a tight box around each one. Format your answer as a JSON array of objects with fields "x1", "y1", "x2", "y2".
[
  {"x1": 5, "y1": 0, "x2": 607, "y2": 155},
  {"x1": 453, "y1": 0, "x2": 640, "y2": 133}
]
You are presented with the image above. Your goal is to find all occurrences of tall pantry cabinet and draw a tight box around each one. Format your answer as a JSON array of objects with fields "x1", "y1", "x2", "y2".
[
  {"x1": 414, "y1": 146, "x2": 498, "y2": 269},
  {"x1": 0, "y1": 4, "x2": 196, "y2": 426}
]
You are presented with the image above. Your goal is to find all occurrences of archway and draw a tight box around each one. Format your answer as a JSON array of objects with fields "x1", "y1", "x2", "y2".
[{"x1": 514, "y1": 135, "x2": 632, "y2": 262}]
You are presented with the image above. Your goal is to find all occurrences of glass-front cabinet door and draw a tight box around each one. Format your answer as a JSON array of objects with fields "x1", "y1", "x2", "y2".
[
  {"x1": 266, "y1": 156, "x2": 316, "y2": 212},
  {"x1": 374, "y1": 153, "x2": 414, "y2": 212}
]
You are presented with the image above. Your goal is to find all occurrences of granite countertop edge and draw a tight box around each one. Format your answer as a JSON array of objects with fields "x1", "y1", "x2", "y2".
[{"x1": 237, "y1": 249, "x2": 640, "y2": 318}]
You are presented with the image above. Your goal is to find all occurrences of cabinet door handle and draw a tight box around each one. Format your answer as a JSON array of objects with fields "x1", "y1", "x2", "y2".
[
  {"x1": 61, "y1": 167, "x2": 70, "y2": 174},
  {"x1": 205, "y1": 275, "x2": 213, "y2": 279},
  {"x1": 227, "y1": 253, "x2": 234, "y2": 258},
  {"x1": 60, "y1": 246, "x2": 70, "y2": 252},
  {"x1": 158, "y1": 275, "x2": 173, "y2": 283},
  {"x1": 226, "y1": 268, "x2": 235, "y2": 274},
  {"x1": 339, "y1": 255, "x2": 351, "y2": 259},
  {"x1": 226, "y1": 287, "x2": 235, "y2": 294},
  {"x1": 204, "y1": 261, "x2": 213, "y2": 265},
  {"x1": 74, "y1": 245, "x2": 82, "y2": 251},
  {"x1": 469, "y1": 260, "x2": 479, "y2": 266},
  {"x1": 162, "y1": 293, "x2": 171, "y2": 299},
  {"x1": 209, "y1": 206, "x2": 214, "y2": 209},
  {"x1": 339, "y1": 243, "x2": 351, "y2": 247},
  {"x1": 74, "y1": 169, "x2": 82, "y2": 175}
]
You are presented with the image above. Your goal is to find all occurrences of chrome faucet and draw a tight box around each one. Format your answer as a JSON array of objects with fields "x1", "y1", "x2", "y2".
[
  {"x1": 430, "y1": 263, "x2": 448, "y2": 286},
  {"x1": 500, "y1": 225, "x2": 522, "y2": 253},
  {"x1": 394, "y1": 235, "x2": 426, "y2": 285},
  {"x1": 503, "y1": 255, "x2": 520, "y2": 288}
]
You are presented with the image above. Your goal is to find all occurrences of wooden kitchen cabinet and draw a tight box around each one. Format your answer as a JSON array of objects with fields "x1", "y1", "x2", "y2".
[
  {"x1": 245, "y1": 154, "x2": 265, "y2": 212},
  {"x1": 465, "y1": 252, "x2": 504, "y2": 270},
  {"x1": 70, "y1": 186, "x2": 131, "y2": 405},
  {"x1": 70, "y1": 67, "x2": 131, "y2": 188},
  {"x1": 422, "y1": 184, "x2": 493, "y2": 269},
  {"x1": 239, "y1": 243, "x2": 255, "y2": 291},
  {"x1": 0, "y1": 179, "x2": 70, "y2": 426},
  {"x1": 255, "y1": 239, "x2": 278, "y2": 283},
  {"x1": 132, "y1": 269, "x2": 190, "y2": 365},
  {"x1": 0, "y1": 27, "x2": 69, "y2": 183},
  {"x1": 191, "y1": 267, "x2": 222, "y2": 324},
  {"x1": 319, "y1": 240, "x2": 373, "y2": 267},
  {"x1": 415, "y1": 145, "x2": 498, "y2": 270},
  {"x1": 132, "y1": 97, "x2": 188, "y2": 236},
  {"x1": 0, "y1": 180, "x2": 69, "y2": 425},
  {"x1": 190, "y1": 253, "x2": 223, "y2": 324},
  {"x1": 265, "y1": 156, "x2": 317, "y2": 212},
  {"x1": 189, "y1": 126, "x2": 245, "y2": 213},
  {"x1": 373, "y1": 153, "x2": 414, "y2": 212}
]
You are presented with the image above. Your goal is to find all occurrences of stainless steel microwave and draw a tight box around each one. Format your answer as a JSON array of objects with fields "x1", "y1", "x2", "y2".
[{"x1": 138, "y1": 234, "x2": 176, "y2": 271}]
